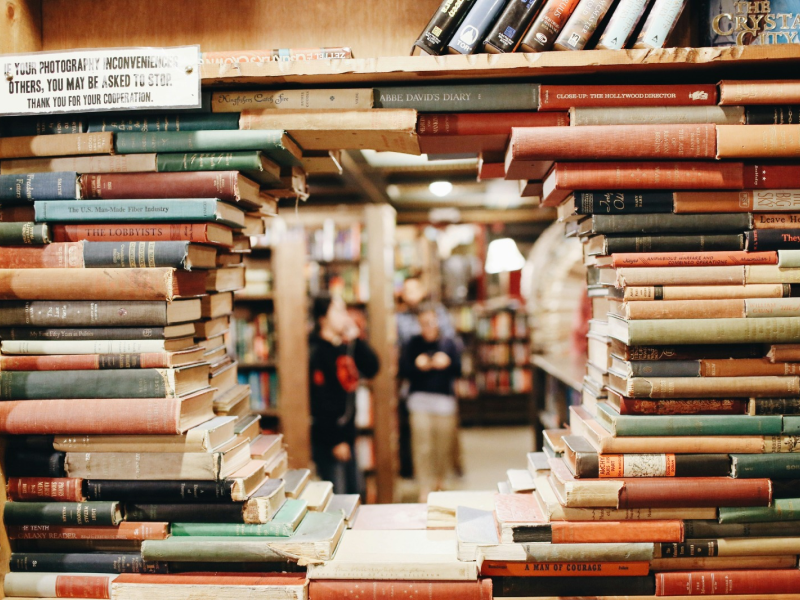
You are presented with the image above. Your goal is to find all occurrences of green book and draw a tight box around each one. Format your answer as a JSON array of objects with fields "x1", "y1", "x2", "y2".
[
  {"x1": 0, "y1": 222, "x2": 49, "y2": 245},
  {"x1": 373, "y1": 83, "x2": 540, "y2": 112},
  {"x1": 732, "y1": 454, "x2": 800, "y2": 479},
  {"x1": 783, "y1": 416, "x2": 800, "y2": 434},
  {"x1": 87, "y1": 112, "x2": 240, "y2": 132},
  {"x1": 171, "y1": 499, "x2": 308, "y2": 537},
  {"x1": 155, "y1": 151, "x2": 282, "y2": 186},
  {"x1": 34, "y1": 199, "x2": 245, "y2": 229},
  {"x1": 115, "y1": 130, "x2": 302, "y2": 167},
  {"x1": 596, "y1": 402, "x2": 783, "y2": 437},
  {"x1": 142, "y1": 511, "x2": 344, "y2": 562},
  {"x1": 4, "y1": 501, "x2": 121, "y2": 526},
  {"x1": 719, "y1": 498, "x2": 800, "y2": 523},
  {"x1": 609, "y1": 315, "x2": 800, "y2": 346}
]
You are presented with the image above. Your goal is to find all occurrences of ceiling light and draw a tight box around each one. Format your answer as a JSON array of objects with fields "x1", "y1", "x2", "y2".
[
  {"x1": 429, "y1": 181, "x2": 453, "y2": 197},
  {"x1": 485, "y1": 238, "x2": 526, "y2": 274}
]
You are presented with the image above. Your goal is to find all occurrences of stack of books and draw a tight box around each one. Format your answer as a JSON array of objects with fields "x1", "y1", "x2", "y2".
[{"x1": 0, "y1": 111, "x2": 352, "y2": 599}]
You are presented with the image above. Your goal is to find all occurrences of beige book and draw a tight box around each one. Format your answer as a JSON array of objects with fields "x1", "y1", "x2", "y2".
[
  {"x1": 618, "y1": 298, "x2": 744, "y2": 320},
  {"x1": 64, "y1": 438, "x2": 251, "y2": 481},
  {"x1": 476, "y1": 541, "x2": 654, "y2": 564},
  {"x1": 240, "y1": 108, "x2": 419, "y2": 154},
  {"x1": 306, "y1": 529, "x2": 478, "y2": 581},
  {"x1": 606, "y1": 265, "x2": 745, "y2": 287},
  {"x1": 570, "y1": 106, "x2": 745, "y2": 127},
  {"x1": 719, "y1": 80, "x2": 800, "y2": 105},
  {"x1": 299, "y1": 480, "x2": 333, "y2": 512},
  {"x1": 200, "y1": 291, "x2": 233, "y2": 319},
  {"x1": 54, "y1": 416, "x2": 237, "y2": 453},
  {"x1": 717, "y1": 124, "x2": 800, "y2": 159},
  {"x1": 548, "y1": 459, "x2": 623, "y2": 509},
  {"x1": 112, "y1": 578, "x2": 305, "y2": 600},
  {"x1": 227, "y1": 459, "x2": 268, "y2": 501},
  {"x1": 426, "y1": 490, "x2": 496, "y2": 529},
  {"x1": 654, "y1": 537, "x2": 800, "y2": 558},
  {"x1": 0, "y1": 338, "x2": 197, "y2": 355},
  {"x1": 608, "y1": 372, "x2": 800, "y2": 398},
  {"x1": 243, "y1": 478, "x2": 286, "y2": 523},
  {"x1": 0, "y1": 132, "x2": 114, "y2": 159},
  {"x1": 1, "y1": 154, "x2": 157, "y2": 174},
  {"x1": 622, "y1": 284, "x2": 787, "y2": 301},
  {"x1": 250, "y1": 434, "x2": 283, "y2": 463},
  {"x1": 264, "y1": 449, "x2": 289, "y2": 479},
  {"x1": 506, "y1": 468, "x2": 535, "y2": 493},
  {"x1": 746, "y1": 264, "x2": 800, "y2": 284},
  {"x1": 212, "y1": 89, "x2": 373, "y2": 112}
]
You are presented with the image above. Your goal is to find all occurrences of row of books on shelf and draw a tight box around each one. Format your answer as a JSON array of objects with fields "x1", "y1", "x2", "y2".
[
  {"x1": 233, "y1": 313, "x2": 276, "y2": 364},
  {"x1": 476, "y1": 341, "x2": 530, "y2": 367},
  {"x1": 476, "y1": 367, "x2": 534, "y2": 394},
  {"x1": 476, "y1": 310, "x2": 529, "y2": 341},
  {"x1": 239, "y1": 370, "x2": 280, "y2": 413},
  {"x1": 307, "y1": 262, "x2": 369, "y2": 305}
]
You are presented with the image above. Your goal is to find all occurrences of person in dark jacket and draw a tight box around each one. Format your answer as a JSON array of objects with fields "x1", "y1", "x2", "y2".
[
  {"x1": 398, "y1": 304, "x2": 462, "y2": 501},
  {"x1": 309, "y1": 293, "x2": 380, "y2": 495}
]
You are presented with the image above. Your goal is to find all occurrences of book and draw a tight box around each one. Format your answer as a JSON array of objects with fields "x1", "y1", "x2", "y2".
[
  {"x1": 0, "y1": 299, "x2": 200, "y2": 327},
  {"x1": 519, "y1": 0, "x2": 582, "y2": 52},
  {"x1": 34, "y1": 199, "x2": 246, "y2": 229},
  {"x1": 0, "y1": 116, "x2": 86, "y2": 136},
  {"x1": 5, "y1": 449, "x2": 64, "y2": 478},
  {"x1": 211, "y1": 89, "x2": 371, "y2": 112},
  {"x1": 0, "y1": 338, "x2": 196, "y2": 355},
  {"x1": 604, "y1": 373, "x2": 798, "y2": 401},
  {"x1": 0, "y1": 154, "x2": 158, "y2": 175},
  {"x1": 632, "y1": 0, "x2": 687, "y2": 48},
  {"x1": 0, "y1": 204, "x2": 35, "y2": 221},
  {"x1": 153, "y1": 152, "x2": 282, "y2": 185},
  {"x1": 718, "y1": 124, "x2": 800, "y2": 159},
  {"x1": 6, "y1": 522, "x2": 168, "y2": 540},
  {"x1": 579, "y1": 213, "x2": 752, "y2": 235},
  {"x1": 747, "y1": 229, "x2": 800, "y2": 250},
  {"x1": 412, "y1": 0, "x2": 478, "y2": 55},
  {"x1": 426, "y1": 490, "x2": 496, "y2": 528},
  {"x1": 508, "y1": 519, "x2": 684, "y2": 544},
  {"x1": 123, "y1": 500, "x2": 269, "y2": 525},
  {"x1": 560, "y1": 191, "x2": 675, "y2": 218},
  {"x1": 141, "y1": 512, "x2": 345, "y2": 562},
  {"x1": 595, "y1": 0, "x2": 651, "y2": 49},
  {"x1": 1, "y1": 172, "x2": 80, "y2": 201},
  {"x1": 476, "y1": 540, "x2": 655, "y2": 562},
  {"x1": 674, "y1": 189, "x2": 800, "y2": 213},
  {"x1": 479, "y1": 558, "x2": 651, "y2": 577},
  {"x1": 747, "y1": 105, "x2": 800, "y2": 125},
  {"x1": 493, "y1": 575, "x2": 656, "y2": 596},
  {"x1": 750, "y1": 398, "x2": 800, "y2": 416},
  {"x1": 0, "y1": 222, "x2": 50, "y2": 245},
  {"x1": 596, "y1": 251, "x2": 776, "y2": 268},
  {"x1": 718, "y1": 498, "x2": 800, "y2": 523},
  {"x1": 114, "y1": 131, "x2": 302, "y2": 167},
  {"x1": 111, "y1": 573, "x2": 308, "y2": 600},
  {"x1": 0, "y1": 133, "x2": 114, "y2": 160},
  {"x1": 483, "y1": 0, "x2": 546, "y2": 53},
  {"x1": 9, "y1": 553, "x2": 167, "y2": 574},
  {"x1": 611, "y1": 357, "x2": 799, "y2": 378},
  {"x1": 298, "y1": 480, "x2": 334, "y2": 511},
  {"x1": 51, "y1": 223, "x2": 233, "y2": 247},
  {"x1": 325, "y1": 493, "x2": 361, "y2": 526},
  {"x1": 0, "y1": 242, "x2": 205, "y2": 270},
  {"x1": 651, "y1": 556, "x2": 800, "y2": 573},
  {"x1": 4, "y1": 501, "x2": 122, "y2": 526},
  {"x1": 373, "y1": 83, "x2": 540, "y2": 112},
  {"x1": 570, "y1": 105, "x2": 746, "y2": 126},
  {"x1": 201, "y1": 47, "x2": 353, "y2": 63},
  {"x1": 585, "y1": 234, "x2": 747, "y2": 255},
  {"x1": 445, "y1": 0, "x2": 507, "y2": 54},
  {"x1": 720, "y1": 80, "x2": 800, "y2": 105},
  {"x1": 731, "y1": 454, "x2": 800, "y2": 480},
  {"x1": 656, "y1": 569, "x2": 800, "y2": 596},
  {"x1": 3, "y1": 572, "x2": 117, "y2": 598},
  {"x1": 171, "y1": 499, "x2": 307, "y2": 537},
  {"x1": 87, "y1": 113, "x2": 240, "y2": 132},
  {"x1": 614, "y1": 284, "x2": 788, "y2": 302},
  {"x1": 553, "y1": 0, "x2": 616, "y2": 51},
  {"x1": 609, "y1": 339, "x2": 763, "y2": 361},
  {"x1": 310, "y1": 580, "x2": 491, "y2": 600},
  {"x1": 7, "y1": 477, "x2": 84, "y2": 502}
]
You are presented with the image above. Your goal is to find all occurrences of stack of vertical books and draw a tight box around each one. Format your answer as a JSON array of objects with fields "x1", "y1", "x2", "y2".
[{"x1": 0, "y1": 111, "x2": 349, "y2": 599}]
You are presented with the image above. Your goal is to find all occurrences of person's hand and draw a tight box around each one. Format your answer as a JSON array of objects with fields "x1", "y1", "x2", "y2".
[
  {"x1": 431, "y1": 352, "x2": 451, "y2": 370},
  {"x1": 415, "y1": 354, "x2": 432, "y2": 371},
  {"x1": 332, "y1": 442, "x2": 352, "y2": 462},
  {"x1": 342, "y1": 314, "x2": 361, "y2": 343}
]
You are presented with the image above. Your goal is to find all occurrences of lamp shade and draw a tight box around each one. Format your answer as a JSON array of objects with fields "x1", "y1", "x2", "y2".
[{"x1": 485, "y1": 237, "x2": 526, "y2": 274}]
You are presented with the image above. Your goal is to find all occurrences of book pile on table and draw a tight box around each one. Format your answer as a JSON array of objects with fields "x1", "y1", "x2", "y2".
[{"x1": 0, "y1": 109, "x2": 357, "y2": 599}]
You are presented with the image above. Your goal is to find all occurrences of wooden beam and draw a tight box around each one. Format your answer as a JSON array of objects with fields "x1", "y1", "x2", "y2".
[
  {"x1": 1, "y1": 0, "x2": 42, "y2": 53},
  {"x1": 339, "y1": 150, "x2": 391, "y2": 205},
  {"x1": 397, "y1": 208, "x2": 557, "y2": 225}
]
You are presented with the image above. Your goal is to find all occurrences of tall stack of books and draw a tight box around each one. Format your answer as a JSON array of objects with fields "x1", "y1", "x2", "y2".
[
  {"x1": 487, "y1": 79, "x2": 800, "y2": 598},
  {"x1": 0, "y1": 112, "x2": 350, "y2": 599}
]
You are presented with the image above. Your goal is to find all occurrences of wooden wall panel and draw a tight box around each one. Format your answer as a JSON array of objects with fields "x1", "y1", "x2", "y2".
[
  {"x1": 1, "y1": 0, "x2": 42, "y2": 53},
  {"x1": 41, "y1": 0, "x2": 441, "y2": 59}
]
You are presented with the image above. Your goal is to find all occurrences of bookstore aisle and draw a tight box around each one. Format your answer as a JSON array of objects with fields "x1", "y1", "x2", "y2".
[{"x1": 3, "y1": 0, "x2": 800, "y2": 599}]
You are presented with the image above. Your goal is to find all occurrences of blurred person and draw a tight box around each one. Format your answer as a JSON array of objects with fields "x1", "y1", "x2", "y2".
[
  {"x1": 309, "y1": 293, "x2": 379, "y2": 495},
  {"x1": 399, "y1": 305, "x2": 462, "y2": 501},
  {"x1": 396, "y1": 276, "x2": 455, "y2": 348}
]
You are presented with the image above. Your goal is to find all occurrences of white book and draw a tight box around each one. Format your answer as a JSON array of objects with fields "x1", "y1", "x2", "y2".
[
  {"x1": 506, "y1": 468, "x2": 536, "y2": 493},
  {"x1": 426, "y1": 490, "x2": 496, "y2": 529},
  {"x1": 1, "y1": 339, "x2": 171, "y2": 354},
  {"x1": 299, "y1": 481, "x2": 333, "y2": 512}
]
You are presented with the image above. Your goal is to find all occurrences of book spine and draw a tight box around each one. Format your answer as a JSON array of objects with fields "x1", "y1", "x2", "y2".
[
  {"x1": 3, "y1": 501, "x2": 121, "y2": 526},
  {"x1": 0, "y1": 204, "x2": 36, "y2": 222},
  {"x1": 82, "y1": 242, "x2": 192, "y2": 269},
  {"x1": 718, "y1": 498, "x2": 800, "y2": 524},
  {"x1": 718, "y1": 124, "x2": 800, "y2": 159},
  {"x1": 446, "y1": 0, "x2": 508, "y2": 54},
  {"x1": 155, "y1": 152, "x2": 262, "y2": 172},
  {"x1": 746, "y1": 298, "x2": 800, "y2": 318},
  {"x1": 84, "y1": 480, "x2": 233, "y2": 502},
  {"x1": 496, "y1": 575, "x2": 655, "y2": 597},
  {"x1": 7, "y1": 478, "x2": 85, "y2": 502},
  {"x1": 123, "y1": 503, "x2": 245, "y2": 523},
  {"x1": 571, "y1": 106, "x2": 745, "y2": 126},
  {"x1": 310, "y1": 580, "x2": 493, "y2": 599},
  {"x1": 51, "y1": 224, "x2": 219, "y2": 245},
  {"x1": 0, "y1": 243, "x2": 84, "y2": 268},
  {"x1": 595, "y1": 0, "x2": 650, "y2": 49},
  {"x1": 623, "y1": 284, "x2": 787, "y2": 302},
  {"x1": 0, "y1": 223, "x2": 50, "y2": 245},
  {"x1": 541, "y1": 85, "x2": 719, "y2": 111},
  {"x1": 3, "y1": 572, "x2": 113, "y2": 598},
  {"x1": 732, "y1": 454, "x2": 800, "y2": 479},
  {"x1": 211, "y1": 90, "x2": 371, "y2": 112},
  {"x1": 35, "y1": 199, "x2": 219, "y2": 225},
  {"x1": 1, "y1": 341, "x2": 169, "y2": 355},
  {"x1": 747, "y1": 106, "x2": 800, "y2": 125},
  {"x1": 6, "y1": 522, "x2": 169, "y2": 540},
  {"x1": 0, "y1": 370, "x2": 169, "y2": 400},
  {"x1": 657, "y1": 539, "x2": 720, "y2": 558},
  {"x1": 610, "y1": 411, "x2": 783, "y2": 435},
  {"x1": 484, "y1": 0, "x2": 546, "y2": 52},
  {"x1": 624, "y1": 316, "x2": 800, "y2": 345},
  {"x1": 597, "y1": 454, "x2": 730, "y2": 478},
  {"x1": 747, "y1": 229, "x2": 800, "y2": 251},
  {"x1": 683, "y1": 520, "x2": 800, "y2": 539},
  {"x1": 606, "y1": 234, "x2": 746, "y2": 254},
  {"x1": 750, "y1": 398, "x2": 800, "y2": 415},
  {"x1": 10, "y1": 552, "x2": 168, "y2": 574},
  {"x1": 5, "y1": 450, "x2": 65, "y2": 478},
  {"x1": 201, "y1": 47, "x2": 353, "y2": 63},
  {"x1": 0, "y1": 172, "x2": 80, "y2": 201},
  {"x1": 510, "y1": 124, "x2": 717, "y2": 160},
  {"x1": 701, "y1": 358, "x2": 799, "y2": 377},
  {"x1": 80, "y1": 172, "x2": 239, "y2": 202},
  {"x1": 553, "y1": 0, "x2": 616, "y2": 51},
  {"x1": 618, "y1": 342, "x2": 763, "y2": 361},
  {"x1": 417, "y1": 112, "x2": 567, "y2": 136},
  {"x1": 747, "y1": 163, "x2": 800, "y2": 189},
  {"x1": 0, "y1": 398, "x2": 185, "y2": 435},
  {"x1": 0, "y1": 133, "x2": 114, "y2": 160},
  {"x1": 87, "y1": 112, "x2": 240, "y2": 132},
  {"x1": 632, "y1": 0, "x2": 687, "y2": 48},
  {"x1": 618, "y1": 398, "x2": 748, "y2": 416},
  {"x1": 618, "y1": 478, "x2": 772, "y2": 509},
  {"x1": 1, "y1": 116, "x2": 86, "y2": 136},
  {"x1": 778, "y1": 249, "x2": 800, "y2": 267},
  {"x1": 575, "y1": 191, "x2": 674, "y2": 214},
  {"x1": 626, "y1": 359, "x2": 701, "y2": 376},
  {"x1": 610, "y1": 251, "x2": 776, "y2": 268},
  {"x1": 553, "y1": 161, "x2": 746, "y2": 191},
  {"x1": 782, "y1": 415, "x2": 800, "y2": 434},
  {"x1": 624, "y1": 299, "x2": 744, "y2": 320},
  {"x1": 592, "y1": 213, "x2": 750, "y2": 235},
  {"x1": 520, "y1": 0, "x2": 582, "y2": 51},
  {"x1": 551, "y1": 520, "x2": 683, "y2": 543},
  {"x1": 721, "y1": 81, "x2": 800, "y2": 106},
  {"x1": 1, "y1": 155, "x2": 158, "y2": 175},
  {"x1": 374, "y1": 83, "x2": 539, "y2": 112},
  {"x1": 656, "y1": 569, "x2": 800, "y2": 595},
  {"x1": 170, "y1": 521, "x2": 294, "y2": 536},
  {"x1": 0, "y1": 302, "x2": 169, "y2": 327},
  {"x1": 480, "y1": 560, "x2": 651, "y2": 577}
]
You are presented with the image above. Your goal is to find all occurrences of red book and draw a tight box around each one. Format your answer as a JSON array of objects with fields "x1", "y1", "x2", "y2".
[
  {"x1": 0, "y1": 242, "x2": 83, "y2": 268},
  {"x1": 603, "y1": 251, "x2": 778, "y2": 268},
  {"x1": 617, "y1": 398, "x2": 748, "y2": 416},
  {"x1": 4, "y1": 573, "x2": 116, "y2": 599},
  {"x1": 656, "y1": 569, "x2": 800, "y2": 596},
  {"x1": 0, "y1": 351, "x2": 201, "y2": 371},
  {"x1": 478, "y1": 161, "x2": 505, "y2": 181},
  {"x1": 481, "y1": 560, "x2": 651, "y2": 577},
  {"x1": 619, "y1": 477, "x2": 771, "y2": 509},
  {"x1": 7, "y1": 477, "x2": 85, "y2": 502},
  {"x1": 542, "y1": 162, "x2": 747, "y2": 207},
  {"x1": 539, "y1": 84, "x2": 718, "y2": 111},
  {"x1": 745, "y1": 162, "x2": 800, "y2": 188},
  {"x1": 50, "y1": 223, "x2": 233, "y2": 247},
  {"x1": 309, "y1": 580, "x2": 492, "y2": 599},
  {"x1": 7, "y1": 522, "x2": 169, "y2": 540},
  {"x1": 547, "y1": 520, "x2": 684, "y2": 543}
]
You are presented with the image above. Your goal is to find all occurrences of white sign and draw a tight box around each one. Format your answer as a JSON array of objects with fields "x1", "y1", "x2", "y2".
[{"x1": 0, "y1": 46, "x2": 201, "y2": 116}]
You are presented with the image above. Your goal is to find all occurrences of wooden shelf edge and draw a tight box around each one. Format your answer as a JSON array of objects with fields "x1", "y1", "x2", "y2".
[{"x1": 201, "y1": 46, "x2": 800, "y2": 87}]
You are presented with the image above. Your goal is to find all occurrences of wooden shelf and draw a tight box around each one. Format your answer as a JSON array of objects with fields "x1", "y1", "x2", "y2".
[
  {"x1": 200, "y1": 46, "x2": 800, "y2": 88},
  {"x1": 531, "y1": 353, "x2": 585, "y2": 393},
  {"x1": 239, "y1": 361, "x2": 277, "y2": 370}
]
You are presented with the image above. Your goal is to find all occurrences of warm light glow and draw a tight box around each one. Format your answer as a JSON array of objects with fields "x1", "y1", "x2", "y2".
[
  {"x1": 429, "y1": 181, "x2": 453, "y2": 197},
  {"x1": 485, "y1": 238, "x2": 526, "y2": 274}
]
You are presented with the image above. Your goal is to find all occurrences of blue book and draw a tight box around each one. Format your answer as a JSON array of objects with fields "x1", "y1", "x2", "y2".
[
  {"x1": 34, "y1": 199, "x2": 244, "y2": 229},
  {"x1": 701, "y1": 0, "x2": 800, "y2": 46},
  {"x1": 1, "y1": 173, "x2": 79, "y2": 201},
  {"x1": 448, "y1": 0, "x2": 510, "y2": 54}
]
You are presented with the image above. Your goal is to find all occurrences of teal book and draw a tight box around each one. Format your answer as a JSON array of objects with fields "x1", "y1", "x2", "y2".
[
  {"x1": 34, "y1": 199, "x2": 245, "y2": 229},
  {"x1": 155, "y1": 151, "x2": 282, "y2": 186},
  {"x1": 115, "y1": 130, "x2": 301, "y2": 167},
  {"x1": 87, "y1": 113, "x2": 240, "y2": 133},
  {"x1": 783, "y1": 416, "x2": 800, "y2": 434},
  {"x1": 0, "y1": 369, "x2": 183, "y2": 400},
  {"x1": 719, "y1": 498, "x2": 800, "y2": 523},
  {"x1": 171, "y1": 499, "x2": 308, "y2": 537},
  {"x1": 596, "y1": 402, "x2": 783, "y2": 437},
  {"x1": 732, "y1": 454, "x2": 800, "y2": 479},
  {"x1": 373, "y1": 83, "x2": 540, "y2": 112}
]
